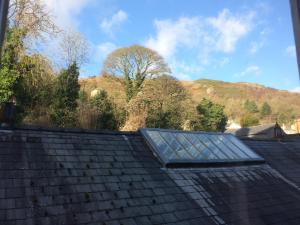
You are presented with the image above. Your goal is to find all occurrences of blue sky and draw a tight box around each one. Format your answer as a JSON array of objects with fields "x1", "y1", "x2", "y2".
[{"x1": 44, "y1": 0, "x2": 300, "y2": 92}]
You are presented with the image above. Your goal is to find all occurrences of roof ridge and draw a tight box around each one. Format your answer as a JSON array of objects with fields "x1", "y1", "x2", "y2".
[{"x1": 0, "y1": 124, "x2": 138, "y2": 135}]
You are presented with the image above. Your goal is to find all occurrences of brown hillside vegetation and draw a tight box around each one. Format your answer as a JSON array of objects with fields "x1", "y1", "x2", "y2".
[
  {"x1": 80, "y1": 75, "x2": 127, "y2": 107},
  {"x1": 181, "y1": 79, "x2": 300, "y2": 120},
  {"x1": 80, "y1": 76, "x2": 300, "y2": 124}
]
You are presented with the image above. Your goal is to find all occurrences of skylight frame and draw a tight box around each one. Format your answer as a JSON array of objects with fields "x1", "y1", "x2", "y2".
[{"x1": 140, "y1": 128, "x2": 265, "y2": 167}]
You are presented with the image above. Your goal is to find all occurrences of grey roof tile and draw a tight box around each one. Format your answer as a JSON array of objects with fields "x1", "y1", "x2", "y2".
[{"x1": 0, "y1": 128, "x2": 299, "y2": 225}]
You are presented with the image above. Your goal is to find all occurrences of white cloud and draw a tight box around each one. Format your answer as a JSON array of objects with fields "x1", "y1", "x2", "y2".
[
  {"x1": 42, "y1": 0, "x2": 93, "y2": 29},
  {"x1": 146, "y1": 17, "x2": 203, "y2": 59},
  {"x1": 95, "y1": 42, "x2": 117, "y2": 59},
  {"x1": 169, "y1": 59, "x2": 203, "y2": 80},
  {"x1": 100, "y1": 10, "x2": 128, "y2": 35},
  {"x1": 207, "y1": 9, "x2": 255, "y2": 53},
  {"x1": 146, "y1": 9, "x2": 255, "y2": 61},
  {"x1": 236, "y1": 65, "x2": 261, "y2": 77},
  {"x1": 286, "y1": 45, "x2": 296, "y2": 57},
  {"x1": 145, "y1": 9, "x2": 255, "y2": 80}
]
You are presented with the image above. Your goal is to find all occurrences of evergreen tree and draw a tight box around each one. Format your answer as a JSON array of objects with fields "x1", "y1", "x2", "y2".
[
  {"x1": 260, "y1": 102, "x2": 272, "y2": 117},
  {"x1": 90, "y1": 90, "x2": 117, "y2": 130},
  {"x1": 51, "y1": 63, "x2": 80, "y2": 127},
  {"x1": 244, "y1": 100, "x2": 259, "y2": 113},
  {"x1": 190, "y1": 98, "x2": 228, "y2": 132},
  {"x1": 146, "y1": 107, "x2": 182, "y2": 129}
]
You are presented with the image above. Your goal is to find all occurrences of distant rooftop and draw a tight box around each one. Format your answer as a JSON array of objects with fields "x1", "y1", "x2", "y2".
[{"x1": 225, "y1": 123, "x2": 286, "y2": 139}]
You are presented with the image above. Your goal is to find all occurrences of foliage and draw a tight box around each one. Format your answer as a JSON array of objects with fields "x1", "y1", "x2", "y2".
[
  {"x1": 51, "y1": 63, "x2": 80, "y2": 127},
  {"x1": 244, "y1": 99, "x2": 259, "y2": 113},
  {"x1": 124, "y1": 73, "x2": 134, "y2": 101},
  {"x1": 114, "y1": 106, "x2": 126, "y2": 129},
  {"x1": 78, "y1": 90, "x2": 88, "y2": 102},
  {"x1": 122, "y1": 96, "x2": 148, "y2": 130},
  {"x1": 0, "y1": 28, "x2": 27, "y2": 123},
  {"x1": 102, "y1": 45, "x2": 171, "y2": 101},
  {"x1": 146, "y1": 110, "x2": 182, "y2": 129},
  {"x1": 80, "y1": 76, "x2": 300, "y2": 131},
  {"x1": 190, "y1": 98, "x2": 228, "y2": 132},
  {"x1": 15, "y1": 54, "x2": 55, "y2": 122},
  {"x1": 0, "y1": 27, "x2": 56, "y2": 124},
  {"x1": 77, "y1": 90, "x2": 93, "y2": 129},
  {"x1": 240, "y1": 114, "x2": 259, "y2": 127},
  {"x1": 90, "y1": 90, "x2": 118, "y2": 130},
  {"x1": 0, "y1": 28, "x2": 24, "y2": 105},
  {"x1": 277, "y1": 110, "x2": 296, "y2": 126},
  {"x1": 260, "y1": 102, "x2": 272, "y2": 117},
  {"x1": 144, "y1": 76, "x2": 186, "y2": 129},
  {"x1": 0, "y1": 68, "x2": 19, "y2": 104},
  {"x1": 1, "y1": 0, "x2": 58, "y2": 123},
  {"x1": 123, "y1": 75, "x2": 186, "y2": 130},
  {"x1": 2, "y1": 3, "x2": 299, "y2": 131},
  {"x1": 178, "y1": 79, "x2": 300, "y2": 124}
]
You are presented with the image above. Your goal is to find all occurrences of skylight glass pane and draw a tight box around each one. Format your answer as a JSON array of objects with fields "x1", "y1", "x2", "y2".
[
  {"x1": 160, "y1": 132, "x2": 181, "y2": 152},
  {"x1": 174, "y1": 133, "x2": 198, "y2": 158},
  {"x1": 217, "y1": 135, "x2": 249, "y2": 158},
  {"x1": 140, "y1": 128, "x2": 264, "y2": 166},
  {"x1": 208, "y1": 135, "x2": 238, "y2": 159},
  {"x1": 225, "y1": 135, "x2": 260, "y2": 158},
  {"x1": 146, "y1": 131, "x2": 176, "y2": 160},
  {"x1": 199, "y1": 134, "x2": 227, "y2": 159},
  {"x1": 183, "y1": 134, "x2": 216, "y2": 160}
]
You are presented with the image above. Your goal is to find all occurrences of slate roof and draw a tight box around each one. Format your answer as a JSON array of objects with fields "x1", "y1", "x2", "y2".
[
  {"x1": 0, "y1": 127, "x2": 300, "y2": 225},
  {"x1": 244, "y1": 138, "x2": 300, "y2": 187}
]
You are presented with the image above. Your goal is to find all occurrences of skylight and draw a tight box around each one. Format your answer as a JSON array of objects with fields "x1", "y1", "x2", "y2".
[{"x1": 140, "y1": 128, "x2": 264, "y2": 167}]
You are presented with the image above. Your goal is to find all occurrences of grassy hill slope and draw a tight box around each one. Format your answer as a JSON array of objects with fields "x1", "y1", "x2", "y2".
[
  {"x1": 80, "y1": 76, "x2": 300, "y2": 123},
  {"x1": 80, "y1": 75, "x2": 127, "y2": 107},
  {"x1": 181, "y1": 79, "x2": 300, "y2": 120}
]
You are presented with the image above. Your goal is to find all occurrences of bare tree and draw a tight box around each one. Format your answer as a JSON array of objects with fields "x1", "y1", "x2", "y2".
[
  {"x1": 102, "y1": 44, "x2": 171, "y2": 101},
  {"x1": 8, "y1": 0, "x2": 59, "y2": 38},
  {"x1": 59, "y1": 29, "x2": 91, "y2": 67}
]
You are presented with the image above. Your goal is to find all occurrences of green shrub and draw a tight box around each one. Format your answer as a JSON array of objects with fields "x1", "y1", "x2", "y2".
[
  {"x1": 190, "y1": 98, "x2": 228, "y2": 132},
  {"x1": 240, "y1": 114, "x2": 259, "y2": 127}
]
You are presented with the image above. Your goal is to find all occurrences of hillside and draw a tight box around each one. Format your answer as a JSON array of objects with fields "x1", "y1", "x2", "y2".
[
  {"x1": 80, "y1": 75, "x2": 127, "y2": 107},
  {"x1": 80, "y1": 76, "x2": 300, "y2": 123},
  {"x1": 181, "y1": 79, "x2": 300, "y2": 120}
]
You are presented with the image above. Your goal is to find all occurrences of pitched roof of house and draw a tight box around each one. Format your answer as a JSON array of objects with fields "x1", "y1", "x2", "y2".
[
  {"x1": 1, "y1": 127, "x2": 300, "y2": 225},
  {"x1": 225, "y1": 123, "x2": 286, "y2": 139}
]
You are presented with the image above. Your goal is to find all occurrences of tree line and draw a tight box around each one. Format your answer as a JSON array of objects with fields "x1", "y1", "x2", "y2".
[{"x1": 1, "y1": 0, "x2": 283, "y2": 131}]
